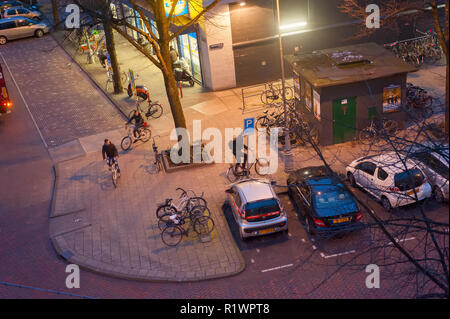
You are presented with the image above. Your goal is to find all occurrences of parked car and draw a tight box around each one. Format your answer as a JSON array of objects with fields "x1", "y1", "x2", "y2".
[
  {"x1": 405, "y1": 143, "x2": 449, "y2": 203},
  {"x1": 0, "y1": 17, "x2": 48, "y2": 44},
  {"x1": 0, "y1": 1, "x2": 39, "y2": 15},
  {"x1": 346, "y1": 152, "x2": 432, "y2": 211},
  {"x1": 226, "y1": 179, "x2": 288, "y2": 239},
  {"x1": 2, "y1": 6, "x2": 41, "y2": 20},
  {"x1": 0, "y1": 62, "x2": 13, "y2": 116},
  {"x1": 287, "y1": 166, "x2": 362, "y2": 237}
]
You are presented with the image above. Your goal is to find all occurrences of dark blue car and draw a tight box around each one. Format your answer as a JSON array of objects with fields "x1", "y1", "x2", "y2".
[{"x1": 287, "y1": 166, "x2": 363, "y2": 237}]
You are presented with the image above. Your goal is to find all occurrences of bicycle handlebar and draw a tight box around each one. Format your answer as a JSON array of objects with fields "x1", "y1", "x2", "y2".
[{"x1": 176, "y1": 187, "x2": 187, "y2": 197}]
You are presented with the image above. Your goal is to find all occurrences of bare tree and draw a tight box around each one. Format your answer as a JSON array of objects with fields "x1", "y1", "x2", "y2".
[
  {"x1": 107, "y1": 0, "x2": 221, "y2": 131},
  {"x1": 338, "y1": 0, "x2": 449, "y2": 133}
]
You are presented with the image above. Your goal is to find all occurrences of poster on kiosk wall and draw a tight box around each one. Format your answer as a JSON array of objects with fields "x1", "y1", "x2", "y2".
[{"x1": 382, "y1": 84, "x2": 402, "y2": 113}]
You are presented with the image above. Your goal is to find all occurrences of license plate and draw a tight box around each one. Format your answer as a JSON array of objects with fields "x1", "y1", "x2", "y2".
[
  {"x1": 406, "y1": 188, "x2": 419, "y2": 196},
  {"x1": 333, "y1": 217, "x2": 350, "y2": 224},
  {"x1": 259, "y1": 228, "x2": 274, "y2": 235}
]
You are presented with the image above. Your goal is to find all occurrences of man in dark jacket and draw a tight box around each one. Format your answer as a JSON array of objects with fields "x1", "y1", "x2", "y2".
[
  {"x1": 102, "y1": 139, "x2": 120, "y2": 175},
  {"x1": 228, "y1": 133, "x2": 248, "y2": 172},
  {"x1": 127, "y1": 110, "x2": 144, "y2": 141}
]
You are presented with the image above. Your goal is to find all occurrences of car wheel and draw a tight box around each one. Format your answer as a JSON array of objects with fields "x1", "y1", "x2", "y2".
[
  {"x1": 0, "y1": 36, "x2": 7, "y2": 45},
  {"x1": 305, "y1": 217, "x2": 315, "y2": 235},
  {"x1": 35, "y1": 29, "x2": 44, "y2": 38},
  {"x1": 381, "y1": 196, "x2": 392, "y2": 212},
  {"x1": 348, "y1": 172, "x2": 357, "y2": 188},
  {"x1": 433, "y1": 187, "x2": 444, "y2": 203}
]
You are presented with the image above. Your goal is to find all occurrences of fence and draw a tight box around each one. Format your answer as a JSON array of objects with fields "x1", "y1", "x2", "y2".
[{"x1": 241, "y1": 79, "x2": 294, "y2": 114}]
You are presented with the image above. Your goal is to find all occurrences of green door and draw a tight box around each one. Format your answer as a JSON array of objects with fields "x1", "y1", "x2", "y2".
[{"x1": 333, "y1": 97, "x2": 356, "y2": 144}]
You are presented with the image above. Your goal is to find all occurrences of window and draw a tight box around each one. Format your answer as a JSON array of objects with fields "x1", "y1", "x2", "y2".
[
  {"x1": 304, "y1": 81, "x2": 312, "y2": 111},
  {"x1": 231, "y1": 189, "x2": 241, "y2": 208},
  {"x1": 394, "y1": 169, "x2": 425, "y2": 191},
  {"x1": 17, "y1": 20, "x2": 32, "y2": 27},
  {"x1": 377, "y1": 167, "x2": 389, "y2": 181},
  {"x1": 244, "y1": 199, "x2": 280, "y2": 218},
  {"x1": 412, "y1": 152, "x2": 449, "y2": 179},
  {"x1": 16, "y1": 8, "x2": 28, "y2": 14},
  {"x1": 0, "y1": 21, "x2": 16, "y2": 30},
  {"x1": 6, "y1": 9, "x2": 16, "y2": 15},
  {"x1": 356, "y1": 162, "x2": 377, "y2": 176}
]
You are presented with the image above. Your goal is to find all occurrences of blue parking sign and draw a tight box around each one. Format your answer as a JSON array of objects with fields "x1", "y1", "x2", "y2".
[{"x1": 244, "y1": 117, "x2": 255, "y2": 135}]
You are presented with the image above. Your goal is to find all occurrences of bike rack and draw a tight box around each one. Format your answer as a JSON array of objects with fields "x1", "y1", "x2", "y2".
[{"x1": 241, "y1": 79, "x2": 295, "y2": 114}]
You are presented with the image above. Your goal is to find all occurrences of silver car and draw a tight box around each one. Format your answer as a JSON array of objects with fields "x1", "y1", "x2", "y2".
[
  {"x1": 2, "y1": 6, "x2": 41, "y2": 20},
  {"x1": 0, "y1": 17, "x2": 48, "y2": 44},
  {"x1": 226, "y1": 179, "x2": 288, "y2": 239},
  {"x1": 407, "y1": 144, "x2": 449, "y2": 203}
]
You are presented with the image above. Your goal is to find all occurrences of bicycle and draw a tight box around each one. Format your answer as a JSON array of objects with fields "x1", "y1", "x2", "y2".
[
  {"x1": 406, "y1": 83, "x2": 433, "y2": 119},
  {"x1": 106, "y1": 157, "x2": 120, "y2": 188},
  {"x1": 156, "y1": 188, "x2": 208, "y2": 221},
  {"x1": 226, "y1": 150, "x2": 271, "y2": 183},
  {"x1": 260, "y1": 83, "x2": 293, "y2": 105},
  {"x1": 151, "y1": 135, "x2": 163, "y2": 173},
  {"x1": 359, "y1": 118, "x2": 399, "y2": 146},
  {"x1": 121, "y1": 122, "x2": 151, "y2": 151},
  {"x1": 128, "y1": 96, "x2": 163, "y2": 120},
  {"x1": 106, "y1": 70, "x2": 129, "y2": 93},
  {"x1": 160, "y1": 212, "x2": 215, "y2": 247}
]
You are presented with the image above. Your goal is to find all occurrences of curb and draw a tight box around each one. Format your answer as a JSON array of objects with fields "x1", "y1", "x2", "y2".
[{"x1": 49, "y1": 145, "x2": 246, "y2": 283}]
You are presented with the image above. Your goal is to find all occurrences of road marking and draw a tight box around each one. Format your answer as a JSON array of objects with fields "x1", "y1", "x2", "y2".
[
  {"x1": 261, "y1": 264, "x2": 294, "y2": 273},
  {"x1": 251, "y1": 258, "x2": 255, "y2": 264},
  {"x1": 0, "y1": 52, "x2": 48, "y2": 148},
  {"x1": 320, "y1": 250, "x2": 356, "y2": 259},
  {"x1": 388, "y1": 237, "x2": 416, "y2": 245},
  {"x1": 288, "y1": 232, "x2": 292, "y2": 237},
  {"x1": 256, "y1": 249, "x2": 260, "y2": 253},
  {"x1": 312, "y1": 245, "x2": 317, "y2": 250},
  {"x1": 301, "y1": 238, "x2": 306, "y2": 243}
]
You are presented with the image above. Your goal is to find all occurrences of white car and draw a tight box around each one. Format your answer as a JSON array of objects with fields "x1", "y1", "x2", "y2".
[
  {"x1": 226, "y1": 179, "x2": 288, "y2": 239},
  {"x1": 405, "y1": 143, "x2": 449, "y2": 203},
  {"x1": 346, "y1": 152, "x2": 432, "y2": 211}
]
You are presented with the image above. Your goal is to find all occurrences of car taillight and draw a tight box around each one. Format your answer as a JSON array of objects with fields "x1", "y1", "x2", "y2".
[
  {"x1": 313, "y1": 218, "x2": 326, "y2": 227},
  {"x1": 390, "y1": 187, "x2": 400, "y2": 192},
  {"x1": 356, "y1": 213, "x2": 362, "y2": 221}
]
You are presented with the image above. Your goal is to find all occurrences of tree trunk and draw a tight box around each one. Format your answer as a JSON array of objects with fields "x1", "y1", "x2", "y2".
[
  {"x1": 104, "y1": 19, "x2": 123, "y2": 94},
  {"x1": 51, "y1": 0, "x2": 59, "y2": 30},
  {"x1": 160, "y1": 45, "x2": 187, "y2": 130}
]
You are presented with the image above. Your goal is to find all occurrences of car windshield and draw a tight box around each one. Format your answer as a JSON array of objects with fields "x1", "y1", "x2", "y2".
[
  {"x1": 312, "y1": 185, "x2": 358, "y2": 217},
  {"x1": 394, "y1": 169, "x2": 425, "y2": 191},
  {"x1": 245, "y1": 199, "x2": 280, "y2": 218}
]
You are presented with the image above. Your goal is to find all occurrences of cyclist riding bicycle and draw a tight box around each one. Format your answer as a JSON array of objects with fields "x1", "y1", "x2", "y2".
[
  {"x1": 228, "y1": 133, "x2": 248, "y2": 172},
  {"x1": 102, "y1": 139, "x2": 120, "y2": 176},
  {"x1": 127, "y1": 110, "x2": 145, "y2": 142}
]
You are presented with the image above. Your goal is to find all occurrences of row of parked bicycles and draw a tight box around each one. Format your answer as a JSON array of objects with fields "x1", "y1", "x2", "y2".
[
  {"x1": 156, "y1": 188, "x2": 215, "y2": 246},
  {"x1": 384, "y1": 31, "x2": 443, "y2": 67}
]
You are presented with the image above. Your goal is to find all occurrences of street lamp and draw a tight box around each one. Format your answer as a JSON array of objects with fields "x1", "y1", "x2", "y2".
[{"x1": 275, "y1": 0, "x2": 293, "y2": 172}]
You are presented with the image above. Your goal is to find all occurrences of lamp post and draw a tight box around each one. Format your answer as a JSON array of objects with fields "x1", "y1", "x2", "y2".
[{"x1": 275, "y1": 0, "x2": 293, "y2": 172}]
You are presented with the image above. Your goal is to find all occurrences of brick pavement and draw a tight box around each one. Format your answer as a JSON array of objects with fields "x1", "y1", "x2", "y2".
[{"x1": 0, "y1": 36, "x2": 124, "y2": 147}]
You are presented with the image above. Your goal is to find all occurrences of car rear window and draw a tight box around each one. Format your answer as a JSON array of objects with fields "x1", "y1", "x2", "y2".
[
  {"x1": 312, "y1": 186, "x2": 358, "y2": 217},
  {"x1": 245, "y1": 199, "x2": 280, "y2": 218},
  {"x1": 394, "y1": 169, "x2": 425, "y2": 191}
]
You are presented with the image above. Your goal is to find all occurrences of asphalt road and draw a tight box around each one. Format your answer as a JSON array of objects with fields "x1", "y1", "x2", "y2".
[{"x1": 0, "y1": 36, "x2": 448, "y2": 300}]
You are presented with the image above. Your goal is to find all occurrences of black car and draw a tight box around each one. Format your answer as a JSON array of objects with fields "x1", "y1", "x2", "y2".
[{"x1": 287, "y1": 166, "x2": 363, "y2": 237}]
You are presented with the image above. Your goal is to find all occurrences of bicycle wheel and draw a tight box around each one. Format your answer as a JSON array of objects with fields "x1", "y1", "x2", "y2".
[
  {"x1": 255, "y1": 116, "x2": 270, "y2": 131},
  {"x1": 105, "y1": 79, "x2": 114, "y2": 93},
  {"x1": 139, "y1": 128, "x2": 151, "y2": 143},
  {"x1": 189, "y1": 205, "x2": 211, "y2": 221},
  {"x1": 255, "y1": 158, "x2": 270, "y2": 176},
  {"x1": 193, "y1": 216, "x2": 215, "y2": 236},
  {"x1": 121, "y1": 72, "x2": 128, "y2": 84},
  {"x1": 161, "y1": 225, "x2": 183, "y2": 246},
  {"x1": 158, "y1": 213, "x2": 174, "y2": 231},
  {"x1": 187, "y1": 197, "x2": 207, "y2": 212},
  {"x1": 121, "y1": 136, "x2": 132, "y2": 151},
  {"x1": 284, "y1": 87, "x2": 294, "y2": 100},
  {"x1": 383, "y1": 119, "x2": 398, "y2": 135},
  {"x1": 112, "y1": 170, "x2": 118, "y2": 188},
  {"x1": 226, "y1": 166, "x2": 240, "y2": 183},
  {"x1": 261, "y1": 90, "x2": 278, "y2": 105},
  {"x1": 156, "y1": 204, "x2": 176, "y2": 219},
  {"x1": 359, "y1": 129, "x2": 375, "y2": 145},
  {"x1": 147, "y1": 103, "x2": 163, "y2": 119}
]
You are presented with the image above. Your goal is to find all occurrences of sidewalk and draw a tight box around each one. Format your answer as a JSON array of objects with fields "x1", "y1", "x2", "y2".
[{"x1": 38, "y1": 0, "x2": 447, "y2": 282}]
